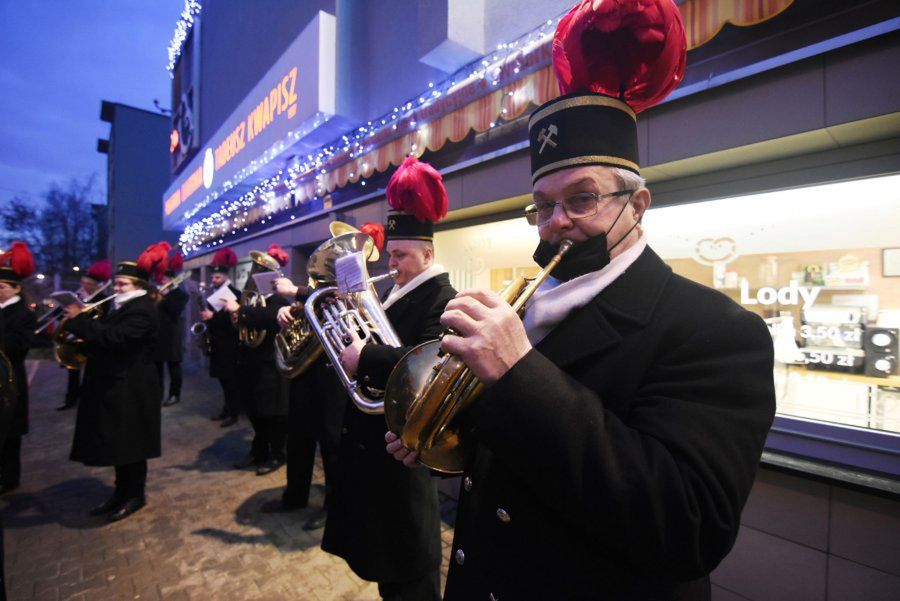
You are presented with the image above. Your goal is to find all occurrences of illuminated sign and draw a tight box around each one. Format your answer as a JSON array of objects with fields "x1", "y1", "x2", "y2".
[{"x1": 163, "y1": 12, "x2": 336, "y2": 228}]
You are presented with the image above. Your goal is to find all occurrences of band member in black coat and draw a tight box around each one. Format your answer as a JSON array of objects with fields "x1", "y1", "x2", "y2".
[
  {"x1": 0, "y1": 242, "x2": 37, "y2": 495},
  {"x1": 58, "y1": 259, "x2": 111, "y2": 411},
  {"x1": 263, "y1": 278, "x2": 345, "y2": 532},
  {"x1": 63, "y1": 246, "x2": 166, "y2": 522},
  {"x1": 389, "y1": 5, "x2": 775, "y2": 599},
  {"x1": 225, "y1": 244, "x2": 291, "y2": 475},
  {"x1": 155, "y1": 251, "x2": 189, "y2": 407},
  {"x1": 199, "y1": 247, "x2": 241, "y2": 427},
  {"x1": 330, "y1": 160, "x2": 455, "y2": 600}
]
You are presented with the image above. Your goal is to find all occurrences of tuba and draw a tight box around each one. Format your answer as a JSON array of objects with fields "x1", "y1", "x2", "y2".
[
  {"x1": 237, "y1": 251, "x2": 283, "y2": 348},
  {"x1": 303, "y1": 222, "x2": 401, "y2": 414},
  {"x1": 273, "y1": 222, "x2": 377, "y2": 379},
  {"x1": 383, "y1": 239, "x2": 573, "y2": 473}
]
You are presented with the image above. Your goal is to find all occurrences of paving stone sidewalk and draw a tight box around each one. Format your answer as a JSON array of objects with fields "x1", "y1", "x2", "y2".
[{"x1": 1, "y1": 360, "x2": 454, "y2": 600}]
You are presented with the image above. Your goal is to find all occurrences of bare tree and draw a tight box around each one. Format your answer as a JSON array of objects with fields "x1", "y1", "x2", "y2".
[{"x1": 0, "y1": 176, "x2": 105, "y2": 274}]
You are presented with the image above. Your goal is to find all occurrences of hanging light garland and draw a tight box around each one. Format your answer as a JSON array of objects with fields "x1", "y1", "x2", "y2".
[
  {"x1": 178, "y1": 13, "x2": 563, "y2": 254},
  {"x1": 167, "y1": 0, "x2": 202, "y2": 77}
]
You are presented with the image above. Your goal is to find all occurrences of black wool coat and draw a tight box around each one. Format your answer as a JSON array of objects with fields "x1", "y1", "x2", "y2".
[
  {"x1": 205, "y1": 284, "x2": 241, "y2": 379},
  {"x1": 153, "y1": 287, "x2": 188, "y2": 362},
  {"x1": 444, "y1": 248, "x2": 776, "y2": 601},
  {"x1": 67, "y1": 294, "x2": 162, "y2": 467},
  {"x1": 1, "y1": 299, "x2": 36, "y2": 436},
  {"x1": 236, "y1": 293, "x2": 291, "y2": 417},
  {"x1": 322, "y1": 272, "x2": 457, "y2": 583}
]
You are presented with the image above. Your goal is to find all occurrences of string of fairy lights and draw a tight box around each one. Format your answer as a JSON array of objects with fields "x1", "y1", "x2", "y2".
[
  {"x1": 168, "y1": 6, "x2": 562, "y2": 255},
  {"x1": 167, "y1": 0, "x2": 202, "y2": 76}
]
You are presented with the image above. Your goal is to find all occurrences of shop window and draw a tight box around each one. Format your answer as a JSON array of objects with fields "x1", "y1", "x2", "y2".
[{"x1": 435, "y1": 173, "x2": 900, "y2": 472}]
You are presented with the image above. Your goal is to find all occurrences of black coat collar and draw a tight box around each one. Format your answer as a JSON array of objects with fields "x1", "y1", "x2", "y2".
[{"x1": 535, "y1": 247, "x2": 671, "y2": 367}]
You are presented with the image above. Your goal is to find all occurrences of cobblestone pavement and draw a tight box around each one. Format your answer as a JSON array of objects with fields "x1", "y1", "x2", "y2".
[{"x1": 1, "y1": 360, "x2": 454, "y2": 600}]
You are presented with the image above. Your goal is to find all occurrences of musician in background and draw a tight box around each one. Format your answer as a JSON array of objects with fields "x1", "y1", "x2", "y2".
[
  {"x1": 58, "y1": 259, "x2": 111, "y2": 411},
  {"x1": 325, "y1": 158, "x2": 456, "y2": 600},
  {"x1": 225, "y1": 244, "x2": 291, "y2": 475},
  {"x1": 63, "y1": 244, "x2": 166, "y2": 521},
  {"x1": 387, "y1": 4, "x2": 775, "y2": 598},
  {"x1": 199, "y1": 248, "x2": 241, "y2": 427},
  {"x1": 154, "y1": 250, "x2": 189, "y2": 407},
  {"x1": 0, "y1": 242, "x2": 37, "y2": 495}
]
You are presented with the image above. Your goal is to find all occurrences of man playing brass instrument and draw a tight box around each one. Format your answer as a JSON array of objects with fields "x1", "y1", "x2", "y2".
[
  {"x1": 387, "y1": 2, "x2": 775, "y2": 599},
  {"x1": 325, "y1": 157, "x2": 456, "y2": 601}
]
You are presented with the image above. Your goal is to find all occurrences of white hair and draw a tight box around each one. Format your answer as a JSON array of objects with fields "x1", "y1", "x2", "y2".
[{"x1": 610, "y1": 167, "x2": 646, "y2": 193}]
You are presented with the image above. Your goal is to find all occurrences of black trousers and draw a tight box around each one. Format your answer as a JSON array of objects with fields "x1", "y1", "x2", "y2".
[
  {"x1": 65, "y1": 367, "x2": 81, "y2": 404},
  {"x1": 114, "y1": 460, "x2": 147, "y2": 499},
  {"x1": 377, "y1": 570, "x2": 441, "y2": 601},
  {"x1": 284, "y1": 361, "x2": 344, "y2": 508},
  {"x1": 216, "y1": 375, "x2": 241, "y2": 418},
  {"x1": 0, "y1": 435, "x2": 21, "y2": 487},
  {"x1": 156, "y1": 361, "x2": 182, "y2": 398},
  {"x1": 249, "y1": 414, "x2": 287, "y2": 463}
]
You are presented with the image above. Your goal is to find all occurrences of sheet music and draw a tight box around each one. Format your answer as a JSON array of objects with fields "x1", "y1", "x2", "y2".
[
  {"x1": 206, "y1": 284, "x2": 238, "y2": 312},
  {"x1": 49, "y1": 290, "x2": 85, "y2": 309},
  {"x1": 251, "y1": 271, "x2": 281, "y2": 296}
]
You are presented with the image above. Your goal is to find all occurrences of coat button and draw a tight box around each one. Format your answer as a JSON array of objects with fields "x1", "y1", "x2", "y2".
[
  {"x1": 454, "y1": 548, "x2": 465, "y2": 565},
  {"x1": 463, "y1": 476, "x2": 472, "y2": 492},
  {"x1": 496, "y1": 508, "x2": 511, "y2": 523},
  {"x1": 341, "y1": 427, "x2": 348, "y2": 435}
]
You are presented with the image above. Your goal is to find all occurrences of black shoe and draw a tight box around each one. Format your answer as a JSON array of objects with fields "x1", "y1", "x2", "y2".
[
  {"x1": 108, "y1": 496, "x2": 146, "y2": 522},
  {"x1": 233, "y1": 453, "x2": 258, "y2": 469},
  {"x1": 303, "y1": 508, "x2": 327, "y2": 531},
  {"x1": 89, "y1": 494, "x2": 123, "y2": 516},
  {"x1": 56, "y1": 402, "x2": 77, "y2": 411},
  {"x1": 220, "y1": 415, "x2": 238, "y2": 428},
  {"x1": 260, "y1": 498, "x2": 306, "y2": 513},
  {"x1": 162, "y1": 395, "x2": 180, "y2": 407},
  {"x1": 210, "y1": 411, "x2": 227, "y2": 421},
  {"x1": 256, "y1": 457, "x2": 285, "y2": 476},
  {"x1": 0, "y1": 482, "x2": 20, "y2": 496}
]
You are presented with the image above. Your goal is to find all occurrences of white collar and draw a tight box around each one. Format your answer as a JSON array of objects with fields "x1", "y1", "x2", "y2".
[
  {"x1": 523, "y1": 235, "x2": 647, "y2": 345},
  {"x1": 0, "y1": 295, "x2": 21, "y2": 309},
  {"x1": 113, "y1": 289, "x2": 147, "y2": 310},
  {"x1": 382, "y1": 264, "x2": 447, "y2": 310}
]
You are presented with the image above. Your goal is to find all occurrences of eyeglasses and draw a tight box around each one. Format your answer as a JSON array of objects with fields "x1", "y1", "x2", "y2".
[{"x1": 524, "y1": 190, "x2": 634, "y2": 226}]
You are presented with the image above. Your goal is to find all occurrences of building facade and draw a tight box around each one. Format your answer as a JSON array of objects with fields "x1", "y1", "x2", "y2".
[{"x1": 162, "y1": 1, "x2": 900, "y2": 598}]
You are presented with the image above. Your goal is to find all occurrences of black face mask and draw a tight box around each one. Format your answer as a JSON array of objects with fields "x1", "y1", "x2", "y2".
[{"x1": 532, "y1": 197, "x2": 638, "y2": 282}]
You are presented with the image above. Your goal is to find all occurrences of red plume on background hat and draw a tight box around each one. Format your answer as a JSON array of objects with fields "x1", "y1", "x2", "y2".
[
  {"x1": 86, "y1": 259, "x2": 112, "y2": 282},
  {"x1": 163, "y1": 249, "x2": 185, "y2": 278},
  {"x1": 359, "y1": 222, "x2": 386, "y2": 252},
  {"x1": 528, "y1": 0, "x2": 686, "y2": 183},
  {"x1": 136, "y1": 241, "x2": 172, "y2": 284},
  {"x1": 210, "y1": 247, "x2": 238, "y2": 274},
  {"x1": 267, "y1": 244, "x2": 289, "y2": 267},
  {"x1": 385, "y1": 156, "x2": 448, "y2": 241},
  {"x1": 0, "y1": 241, "x2": 36, "y2": 283}
]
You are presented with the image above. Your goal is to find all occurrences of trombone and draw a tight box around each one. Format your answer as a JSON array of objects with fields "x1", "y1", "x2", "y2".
[
  {"x1": 35, "y1": 280, "x2": 111, "y2": 335},
  {"x1": 158, "y1": 270, "x2": 192, "y2": 295}
]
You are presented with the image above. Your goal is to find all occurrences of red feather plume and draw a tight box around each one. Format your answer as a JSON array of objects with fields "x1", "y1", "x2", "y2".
[
  {"x1": 386, "y1": 156, "x2": 448, "y2": 223},
  {"x1": 359, "y1": 222, "x2": 385, "y2": 252},
  {"x1": 211, "y1": 247, "x2": 238, "y2": 268},
  {"x1": 1, "y1": 241, "x2": 35, "y2": 278},
  {"x1": 168, "y1": 251, "x2": 184, "y2": 273},
  {"x1": 267, "y1": 244, "x2": 289, "y2": 267},
  {"x1": 552, "y1": 0, "x2": 687, "y2": 114},
  {"x1": 137, "y1": 241, "x2": 171, "y2": 284},
  {"x1": 87, "y1": 259, "x2": 111, "y2": 281}
]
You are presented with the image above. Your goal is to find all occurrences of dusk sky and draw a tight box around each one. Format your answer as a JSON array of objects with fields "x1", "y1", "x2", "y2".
[{"x1": 0, "y1": 0, "x2": 183, "y2": 203}]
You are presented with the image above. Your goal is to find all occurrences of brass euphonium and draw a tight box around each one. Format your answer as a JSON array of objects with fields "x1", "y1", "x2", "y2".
[
  {"x1": 303, "y1": 222, "x2": 401, "y2": 414},
  {"x1": 383, "y1": 239, "x2": 574, "y2": 473},
  {"x1": 273, "y1": 222, "x2": 378, "y2": 378},
  {"x1": 238, "y1": 251, "x2": 282, "y2": 348}
]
